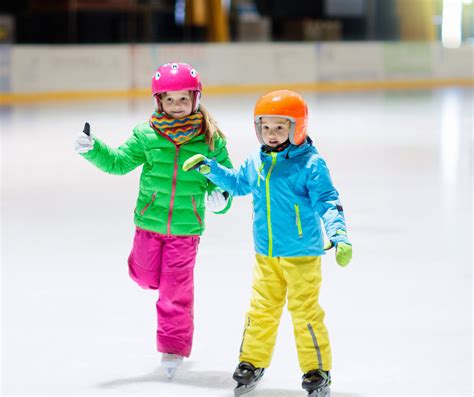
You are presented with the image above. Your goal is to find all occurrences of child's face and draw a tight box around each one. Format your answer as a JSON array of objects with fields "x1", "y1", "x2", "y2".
[
  {"x1": 260, "y1": 117, "x2": 291, "y2": 147},
  {"x1": 161, "y1": 90, "x2": 193, "y2": 118}
]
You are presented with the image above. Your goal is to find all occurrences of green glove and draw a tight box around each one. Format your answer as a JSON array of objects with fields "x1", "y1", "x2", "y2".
[
  {"x1": 335, "y1": 242, "x2": 352, "y2": 267},
  {"x1": 182, "y1": 154, "x2": 211, "y2": 175}
]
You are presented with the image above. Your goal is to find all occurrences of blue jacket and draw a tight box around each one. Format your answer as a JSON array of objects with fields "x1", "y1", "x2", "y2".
[{"x1": 206, "y1": 138, "x2": 348, "y2": 257}]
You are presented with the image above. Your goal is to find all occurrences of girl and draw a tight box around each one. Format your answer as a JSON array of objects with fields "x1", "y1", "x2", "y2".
[
  {"x1": 75, "y1": 62, "x2": 233, "y2": 378},
  {"x1": 183, "y1": 90, "x2": 352, "y2": 396}
]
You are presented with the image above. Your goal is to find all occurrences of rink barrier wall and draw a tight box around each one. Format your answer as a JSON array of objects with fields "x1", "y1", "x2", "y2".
[
  {"x1": 0, "y1": 42, "x2": 472, "y2": 104},
  {"x1": 1, "y1": 79, "x2": 473, "y2": 104}
]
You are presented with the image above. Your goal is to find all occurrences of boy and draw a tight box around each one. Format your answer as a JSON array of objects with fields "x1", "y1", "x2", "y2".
[{"x1": 183, "y1": 90, "x2": 352, "y2": 396}]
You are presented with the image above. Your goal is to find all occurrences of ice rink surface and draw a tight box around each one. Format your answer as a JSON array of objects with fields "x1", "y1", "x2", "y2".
[{"x1": 2, "y1": 88, "x2": 472, "y2": 396}]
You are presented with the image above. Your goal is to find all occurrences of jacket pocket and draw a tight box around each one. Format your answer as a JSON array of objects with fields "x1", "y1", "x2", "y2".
[
  {"x1": 257, "y1": 163, "x2": 265, "y2": 189},
  {"x1": 294, "y1": 204, "x2": 303, "y2": 238},
  {"x1": 140, "y1": 192, "x2": 157, "y2": 215},
  {"x1": 191, "y1": 195, "x2": 203, "y2": 227}
]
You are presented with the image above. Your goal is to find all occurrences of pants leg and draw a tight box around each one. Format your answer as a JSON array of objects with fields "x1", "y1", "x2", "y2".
[
  {"x1": 239, "y1": 254, "x2": 286, "y2": 368},
  {"x1": 281, "y1": 256, "x2": 332, "y2": 373},
  {"x1": 156, "y1": 235, "x2": 199, "y2": 357},
  {"x1": 128, "y1": 227, "x2": 163, "y2": 290}
]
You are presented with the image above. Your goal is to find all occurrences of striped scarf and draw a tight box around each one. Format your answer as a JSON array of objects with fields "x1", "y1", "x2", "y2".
[{"x1": 150, "y1": 112, "x2": 203, "y2": 145}]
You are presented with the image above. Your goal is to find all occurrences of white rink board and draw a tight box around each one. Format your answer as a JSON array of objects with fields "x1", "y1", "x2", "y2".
[
  {"x1": 3, "y1": 42, "x2": 473, "y2": 94},
  {"x1": 432, "y1": 45, "x2": 474, "y2": 78},
  {"x1": 316, "y1": 42, "x2": 383, "y2": 81},
  {"x1": 9, "y1": 45, "x2": 131, "y2": 93},
  {"x1": 131, "y1": 43, "x2": 319, "y2": 88},
  {"x1": 0, "y1": 42, "x2": 474, "y2": 93}
]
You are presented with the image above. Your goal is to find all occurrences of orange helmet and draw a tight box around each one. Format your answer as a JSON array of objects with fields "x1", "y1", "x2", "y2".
[{"x1": 254, "y1": 90, "x2": 308, "y2": 145}]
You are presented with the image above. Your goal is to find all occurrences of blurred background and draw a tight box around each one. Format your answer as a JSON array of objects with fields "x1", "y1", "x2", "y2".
[
  {"x1": 0, "y1": 0, "x2": 473, "y2": 99},
  {"x1": 1, "y1": 1, "x2": 473, "y2": 397},
  {"x1": 0, "y1": 0, "x2": 473, "y2": 44},
  {"x1": 0, "y1": 0, "x2": 473, "y2": 100}
]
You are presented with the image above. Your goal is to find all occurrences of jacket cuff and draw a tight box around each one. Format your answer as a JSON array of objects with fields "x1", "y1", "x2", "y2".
[{"x1": 330, "y1": 230, "x2": 351, "y2": 246}]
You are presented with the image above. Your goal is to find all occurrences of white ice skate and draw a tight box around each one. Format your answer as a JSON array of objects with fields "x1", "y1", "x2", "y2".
[{"x1": 161, "y1": 353, "x2": 183, "y2": 379}]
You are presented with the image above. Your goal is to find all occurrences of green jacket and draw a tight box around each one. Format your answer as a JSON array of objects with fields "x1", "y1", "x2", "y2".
[{"x1": 82, "y1": 121, "x2": 232, "y2": 236}]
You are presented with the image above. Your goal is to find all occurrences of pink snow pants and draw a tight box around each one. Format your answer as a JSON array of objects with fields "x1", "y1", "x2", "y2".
[{"x1": 128, "y1": 227, "x2": 200, "y2": 357}]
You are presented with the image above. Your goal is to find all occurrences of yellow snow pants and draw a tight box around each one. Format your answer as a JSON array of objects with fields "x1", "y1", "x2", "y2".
[{"x1": 239, "y1": 254, "x2": 332, "y2": 373}]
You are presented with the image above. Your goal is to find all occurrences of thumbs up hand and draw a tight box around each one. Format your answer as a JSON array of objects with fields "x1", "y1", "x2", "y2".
[{"x1": 75, "y1": 122, "x2": 95, "y2": 153}]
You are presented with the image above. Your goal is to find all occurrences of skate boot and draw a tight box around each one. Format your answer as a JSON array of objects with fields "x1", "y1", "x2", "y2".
[
  {"x1": 233, "y1": 361, "x2": 265, "y2": 396},
  {"x1": 161, "y1": 353, "x2": 183, "y2": 379},
  {"x1": 302, "y1": 369, "x2": 331, "y2": 397}
]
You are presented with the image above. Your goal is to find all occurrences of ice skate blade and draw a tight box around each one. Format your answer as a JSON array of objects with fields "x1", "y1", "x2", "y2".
[
  {"x1": 164, "y1": 367, "x2": 176, "y2": 379},
  {"x1": 234, "y1": 382, "x2": 258, "y2": 396},
  {"x1": 161, "y1": 354, "x2": 183, "y2": 378},
  {"x1": 308, "y1": 386, "x2": 330, "y2": 397}
]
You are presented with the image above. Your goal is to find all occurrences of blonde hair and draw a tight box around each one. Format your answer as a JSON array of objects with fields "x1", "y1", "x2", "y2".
[{"x1": 199, "y1": 104, "x2": 225, "y2": 151}]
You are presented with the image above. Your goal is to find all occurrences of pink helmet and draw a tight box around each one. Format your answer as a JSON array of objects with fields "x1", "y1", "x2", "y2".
[{"x1": 151, "y1": 62, "x2": 202, "y2": 112}]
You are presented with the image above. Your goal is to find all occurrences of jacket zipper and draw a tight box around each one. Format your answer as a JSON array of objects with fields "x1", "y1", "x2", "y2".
[
  {"x1": 294, "y1": 204, "x2": 303, "y2": 238},
  {"x1": 167, "y1": 145, "x2": 181, "y2": 235},
  {"x1": 150, "y1": 122, "x2": 182, "y2": 236},
  {"x1": 265, "y1": 153, "x2": 277, "y2": 257},
  {"x1": 140, "y1": 192, "x2": 157, "y2": 215},
  {"x1": 191, "y1": 195, "x2": 203, "y2": 227}
]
